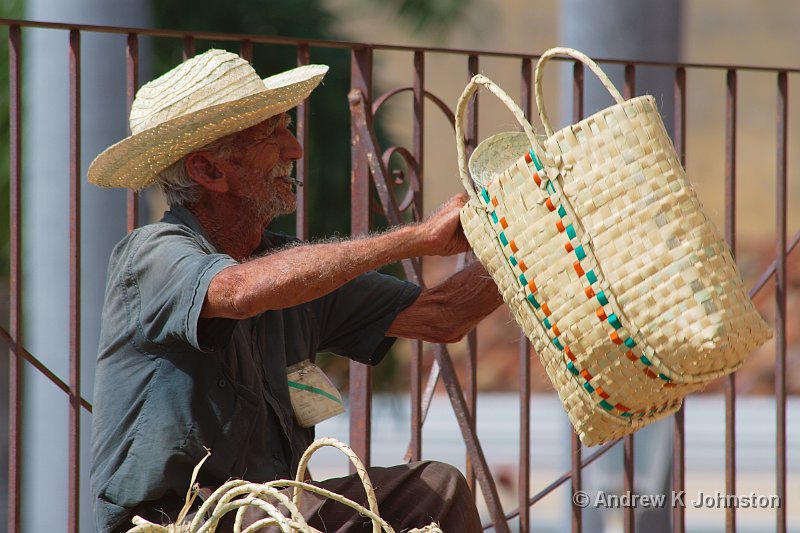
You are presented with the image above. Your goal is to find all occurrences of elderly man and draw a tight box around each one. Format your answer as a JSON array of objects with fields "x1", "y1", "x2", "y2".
[{"x1": 89, "y1": 49, "x2": 501, "y2": 533}]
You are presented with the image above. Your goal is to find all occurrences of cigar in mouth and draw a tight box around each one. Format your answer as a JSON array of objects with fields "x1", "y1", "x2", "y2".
[{"x1": 280, "y1": 176, "x2": 303, "y2": 187}]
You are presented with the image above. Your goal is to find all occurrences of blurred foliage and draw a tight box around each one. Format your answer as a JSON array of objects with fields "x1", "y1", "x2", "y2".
[
  {"x1": 0, "y1": 0, "x2": 24, "y2": 278},
  {"x1": 356, "y1": 0, "x2": 474, "y2": 39}
]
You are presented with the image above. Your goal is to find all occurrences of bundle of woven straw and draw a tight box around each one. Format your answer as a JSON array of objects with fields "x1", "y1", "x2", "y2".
[{"x1": 125, "y1": 438, "x2": 442, "y2": 533}]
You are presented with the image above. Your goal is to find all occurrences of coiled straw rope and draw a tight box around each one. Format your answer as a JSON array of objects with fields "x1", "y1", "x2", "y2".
[{"x1": 125, "y1": 437, "x2": 443, "y2": 533}]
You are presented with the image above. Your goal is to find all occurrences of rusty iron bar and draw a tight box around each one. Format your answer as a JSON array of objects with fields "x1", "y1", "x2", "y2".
[
  {"x1": 8, "y1": 23, "x2": 22, "y2": 533},
  {"x1": 349, "y1": 91, "x2": 509, "y2": 532},
  {"x1": 571, "y1": 59, "x2": 584, "y2": 533},
  {"x1": 126, "y1": 33, "x2": 139, "y2": 232},
  {"x1": 622, "y1": 62, "x2": 636, "y2": 533},
  {"x1": 672, "y1": 66, "x2": 687, "y2": 533},
  {"x1": 68, "y1": 27, "x2": 82, "y2": 533},
  {"x1": 518, "y1": 55, "x2": 533, "y2": 533},
  {"x1": 182, "y1": 35, "x2": 195, "y2": 60},
  {"x1": 775, "y1": 70, "x2": 788, "y2": 533},
  {"x1": 409, "y1": 50, "x2": 425, "y2": 463},
  {"x1": 239, "y1": 38, "x2": 253, "y2": 62},
  {"x1": 295, "y1": 44, "x2": 310, "y2": 241},
  {"x1": 464, "y1": 52, "x2": 479, "y2": 494},
  {"x1": 724, "y1": 68, "x2": 738, "y2": 533},
  {"x1": 348, "y1": 45, "x2": 373, "y2": 470},
  {"x1": 3, "y1": 18, "x2": 800, "y2": 73}
]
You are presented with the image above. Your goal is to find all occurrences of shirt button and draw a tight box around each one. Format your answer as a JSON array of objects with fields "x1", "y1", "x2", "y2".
[{"x1": 217, "y1": 379, "x2": 226, "y2": 388}]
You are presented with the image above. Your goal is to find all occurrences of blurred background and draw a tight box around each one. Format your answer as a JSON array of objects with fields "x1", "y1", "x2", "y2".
[{"x1": 0, "y1": 0, "x2": 798, "y2": 531}]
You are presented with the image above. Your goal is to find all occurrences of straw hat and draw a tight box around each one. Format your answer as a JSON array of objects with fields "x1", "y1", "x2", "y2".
[{"x1": 88, "y1": 49, "x2": 329, "y2": 189}]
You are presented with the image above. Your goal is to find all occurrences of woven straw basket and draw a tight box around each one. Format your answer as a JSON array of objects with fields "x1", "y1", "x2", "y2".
[{"x1": 455, "y1": 47, "x2": 772, "y2": 446}]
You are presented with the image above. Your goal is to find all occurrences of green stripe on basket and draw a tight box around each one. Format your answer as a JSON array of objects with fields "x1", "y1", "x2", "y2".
[
  {"x1": 639, "y1": 355, "x2": 652, "y2": 366},
  {"x1": 500, "y1": 232, "x2": 509, "y2": 246},
  {"x1": 519, "y1": 273, "x2": 528, "y2": 285},
  {"x1": 608, "y1": 314, "x2": 622, "y2": 330},
  {"x1": 553, "y1": 337, "x2": 564, "y2": 350},
  {"x1": 566, "y1": 224, "x2": 577, "y2": 239},
  {"x1": 658, "y1": 373, "x2": 671, "y2": 381},
  {"x1": 490, "y1": 211, "x2": 498, "y2": 224},
  {"x1": 575, "y1": 245, "x2": 587, "y2": 260},
  {"x1": 529, "y1": 149, "x2": 543, "y2": 171},
  {"x1": 287, "y1": 380, "x2": 343, "y2": 405},
  {"x1": 583, "y1": 382, "x2": 595, "y2": 393},
  {"x1": 586, "y1": 270, "x2": 598, "y2": 284},
  {"x1": 596, "y1": 290, "x2": 609, "y2": 306},
  {"x1": 527, "y1": 293, "x2": 540, "y2": 308},
  {"x1": 624, "y1": 337, "x2": 636, "y2": 348},
  {"x1": 546, "y1": 181, "x2": 556, "y2": 195},
  {"x1": 599, "y1": 400, "x2": 614, "y2": 411},
  {"x1": 557, "y1": 205, "x2": 567, "y2": 218},
  {"x1": 567, "y1": 361, "x2": 579, "y2": 375},
  {"x1": 621, "y1": 412, "x2": 633, "y2": 417},
  {"x1": 543, "y1": 317, "x2": 552, "y2": 329},
  {"x1": 481, "y1": 189, "x2": 490, "y2": 203},
  {"x1": 509, "y1": 255, "x2": 518, "y2": 266}
]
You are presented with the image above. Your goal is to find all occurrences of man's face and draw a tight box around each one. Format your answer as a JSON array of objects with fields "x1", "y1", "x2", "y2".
[{"x1": 220, "y1": 114, "x2": 303, "y2": 222}]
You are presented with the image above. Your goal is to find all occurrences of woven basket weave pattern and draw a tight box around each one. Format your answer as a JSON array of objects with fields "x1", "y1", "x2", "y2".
[{"x1": 456, "y1": 48, "x2": 771, "y2": 446}]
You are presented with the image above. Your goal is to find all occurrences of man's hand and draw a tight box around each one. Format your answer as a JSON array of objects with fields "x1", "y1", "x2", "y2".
[{"x1": 417, "y1": 194, "x2": 471, "y2": 257}]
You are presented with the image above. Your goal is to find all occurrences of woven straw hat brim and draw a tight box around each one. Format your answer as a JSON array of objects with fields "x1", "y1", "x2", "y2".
[{"x1": 88, "y1": 65, "x2": 328, "y2": 189}]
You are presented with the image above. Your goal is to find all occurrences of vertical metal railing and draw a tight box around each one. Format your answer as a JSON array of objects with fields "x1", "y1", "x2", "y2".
[
  {"x1": 348, "y1": 44, "x2": 374, "y2": 469},
  {"x1": 7, "y1": 22, "x2": 22, "y2": 533},
  {"x1": 67, "y1": 28, "x2": 82, "y2": 533},
  {"x1": 724, "y1": 67, "x2": 738, "y2": 533},
  {"x1": 570, "y1": 59, "x2": 585, "y2": 533},
  {"x1": 672, "y1": 65, "x2": 687, "y2": 533},
  {"x1": 518, "y1": 56, "x2": 533, "y2": 533},
  {"x1": 295, "y1": 43, "x2": 310, "y2": 241},
  {"x1": 774, "y1": 70, "x2": 788, "y2": 533}
]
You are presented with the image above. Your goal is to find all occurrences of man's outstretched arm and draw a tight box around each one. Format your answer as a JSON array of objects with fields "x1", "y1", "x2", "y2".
[{"x1": 201, "y1": 195, "x2": 471, "y2": 319}]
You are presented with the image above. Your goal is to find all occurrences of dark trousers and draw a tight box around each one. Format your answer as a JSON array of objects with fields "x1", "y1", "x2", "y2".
[{"x1": 122, "y1": 461, "x2": 482, "y2": 532}]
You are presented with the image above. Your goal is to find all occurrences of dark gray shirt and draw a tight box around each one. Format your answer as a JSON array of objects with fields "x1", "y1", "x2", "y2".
[{"x1": 90, "y1": 207, "x2": 420, "y2": 533}]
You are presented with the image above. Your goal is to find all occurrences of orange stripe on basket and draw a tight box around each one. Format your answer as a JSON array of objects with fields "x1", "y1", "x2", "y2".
[
  {"x1": 491, "y1": 197, "x2": 499, "y2": 207},
  {"x1": 565, "y1": 242, "x2": 574, "y2": 253},
  {"x1": 596, "y1": 307, "x2": 607, "y2": 321},
  {"x1": 664, "y1": 382, "x2": 677, "y2": 388},
  {"x1": 524, "y1": 151, "x2": 532, "y2": 164},
  {"x1": 615, "y1": 403, "x2": 630, "y2": 412},
  {"x1": 556, "y1": 220, "x2": 565, "y2": 232},
  {"x1": 573, "y1": 261, "x2": 585, "y2": 277},
  {"x1": 625, "y1": 350, "x2": 638, "y2": 361},
  {"x1": 510, "y1": 240, "x2": 519, "y2": 253},
  {"x1": 532, "y1": 171, "x2": 542, "y2": 186},
  {"x1": 580, "y1": 369, "x2": 592, "y2": 381},
  {"x1": 584, "y1": 286, "x2": 595, "y2": 299},
  {"x1": 610, "y1": 331, "x2": 623, "y2": 345},
  {"x1": 552, "y1": 324, "x2": 561, "y2": 336},
  {"x1": 545, "y1": 198, "x2": 556, "y2": 211},
  {"x1": 518, "y1": 260, "x2": 528, "y2": 272},
  {"x1": 565, "y1": 346, "x2": 576, "y2": 361},
  {"x1": 527, "y1": 279, "x2": 537, "y2": 293},
  {"x1": 595, "y1": 387, "x2": 609, "y2": 399},
  {"x1": 541, "y1": 303, "x2": 551, "y2": 316},
  {"x1": 644, "y1": 368, "x2": 658, "y2": 379},
  {"x1": 500, "y1": 217, "x2": 508, "y2": 229}
]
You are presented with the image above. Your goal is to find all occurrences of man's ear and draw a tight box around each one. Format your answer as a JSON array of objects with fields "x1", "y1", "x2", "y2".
[{"x1": 185, "y1": 152, "x2": 229, "y2": 193}]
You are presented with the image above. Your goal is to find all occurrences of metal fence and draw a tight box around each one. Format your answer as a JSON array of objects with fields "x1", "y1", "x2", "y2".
[{"x1": 1, "y1": 18, "x2": 797, "y2": 533}]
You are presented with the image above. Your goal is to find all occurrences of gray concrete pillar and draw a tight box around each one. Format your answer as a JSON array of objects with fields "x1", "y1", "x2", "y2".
[{"x1": 22, "y1": 1, "x2": 151, "y2": 531}]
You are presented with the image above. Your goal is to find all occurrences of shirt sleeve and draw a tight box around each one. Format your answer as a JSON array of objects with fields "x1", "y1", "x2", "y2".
[
  {"x1": 315, "y1": 270, "x2": 421, "y2": 365},
  {"x1": 127, "y1": 224, "x2": 239, "y2": 352}
]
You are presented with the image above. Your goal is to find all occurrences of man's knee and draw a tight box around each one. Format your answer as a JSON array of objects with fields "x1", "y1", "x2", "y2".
[{"x1": 417, "y1": 461, "x2": 472, "y2": 499}]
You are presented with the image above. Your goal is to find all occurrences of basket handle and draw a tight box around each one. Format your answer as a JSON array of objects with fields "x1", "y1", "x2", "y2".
[
  {"x1": 455, "y1": 74, "x2": 547, "y2": 202},
  {"x1": 534, "y1": 47, "x2": 626, "y2": 137}
]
